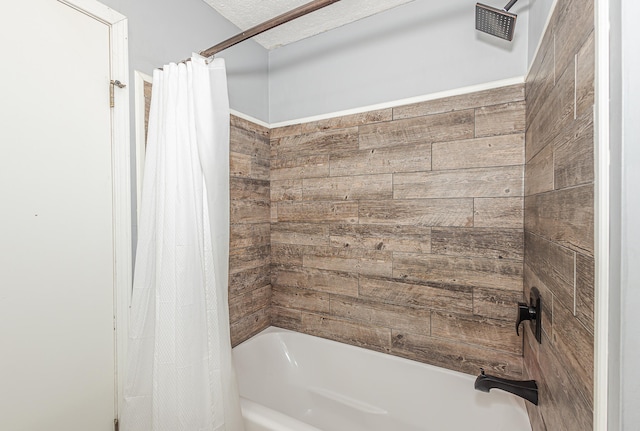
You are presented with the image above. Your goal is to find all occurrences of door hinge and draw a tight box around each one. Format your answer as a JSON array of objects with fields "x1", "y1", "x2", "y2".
[
  {"x1": 114, "y1": 418, "x2": 119, "y2": 431},
  {"x1": 110, "y1": 80, "x2": 126, "y2": 108}
]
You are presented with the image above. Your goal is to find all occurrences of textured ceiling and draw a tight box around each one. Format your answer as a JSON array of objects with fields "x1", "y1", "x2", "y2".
[{"x1": 203, "y1": 0, "x2": 416, "y2": 49}]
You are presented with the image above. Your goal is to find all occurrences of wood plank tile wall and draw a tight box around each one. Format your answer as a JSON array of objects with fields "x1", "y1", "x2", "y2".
[
  {"x1": 523, "y1": 0, "x2": 595, "y2": 429},
  {"x1": 228, "y1": 115, "x2": 272, "y2": 346},
  {"x1": 270, "y1": 84, "x2": 527, "y2": 378}
]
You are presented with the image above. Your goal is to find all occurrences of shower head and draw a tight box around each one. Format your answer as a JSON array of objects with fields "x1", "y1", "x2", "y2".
[{"x1": 475, "y1": 1, "x2": 518, "y2": 41}]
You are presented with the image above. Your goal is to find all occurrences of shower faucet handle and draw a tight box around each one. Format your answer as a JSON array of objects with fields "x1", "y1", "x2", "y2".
[
  {"x1": 516, "y1": 287, "x2": 542, "y2": 343},
  {"x1": 516, "y1": 303, "x2": 536, "y2": 335}
]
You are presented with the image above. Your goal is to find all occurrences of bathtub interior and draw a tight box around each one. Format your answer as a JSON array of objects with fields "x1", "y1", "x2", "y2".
[{"x1": 233, "y1": 327, "x2": 531, "y2": 431}]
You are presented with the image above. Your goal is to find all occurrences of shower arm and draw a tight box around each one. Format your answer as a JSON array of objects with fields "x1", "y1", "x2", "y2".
[{"x1": 503, "y1": 0, "x2": 519, "y2": 11}]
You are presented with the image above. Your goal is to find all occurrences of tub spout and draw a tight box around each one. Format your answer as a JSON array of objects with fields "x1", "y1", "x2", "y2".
[{"x1": 474, "y1": 369, "x2": 538, "y2": 405}]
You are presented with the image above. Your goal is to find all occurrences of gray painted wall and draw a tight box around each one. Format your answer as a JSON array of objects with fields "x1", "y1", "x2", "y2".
[
  {"x1": 606, "y1": 0, "x2": 639, "y2": 427},
  {"x1": 620, "y1": 0, "x2": 640, "y2": 427},
  {"x1": 268, "y1": 0, "x2": 530, "y2": 123},
  {"x1": 102, "y1": 0, "x2": 269, "y2": 121},
  {"x1": 609, "y1": 0, "x2": 622, "y2": 426},
  {"x1": 526, "y1": 0, "x2": 556, "y2": 66}
]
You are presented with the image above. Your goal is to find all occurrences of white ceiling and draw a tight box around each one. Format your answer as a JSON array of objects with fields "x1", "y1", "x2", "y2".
[{"x1": 203, "y1": 0, "x2": 416, "y2": 50}]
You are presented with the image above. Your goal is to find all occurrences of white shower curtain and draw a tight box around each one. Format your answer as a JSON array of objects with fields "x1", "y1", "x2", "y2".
[{"x1": 121, "y1": 55, "x2": 244, "y2": 431}]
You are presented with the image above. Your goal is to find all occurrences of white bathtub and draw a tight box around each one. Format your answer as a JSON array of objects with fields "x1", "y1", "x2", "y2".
[{"x1": 233, "y1": 327, "x2": 531, "y2": 431}]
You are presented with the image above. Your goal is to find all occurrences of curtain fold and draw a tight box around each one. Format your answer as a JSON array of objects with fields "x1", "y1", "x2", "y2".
[{"x1": 121, "y1": 55, "x2": 244, "y2": 431}]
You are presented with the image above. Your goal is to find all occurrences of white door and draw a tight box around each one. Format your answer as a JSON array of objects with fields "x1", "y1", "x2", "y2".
[{"x1": 0, "y1": 1, "x2": 117, "y2": 430}]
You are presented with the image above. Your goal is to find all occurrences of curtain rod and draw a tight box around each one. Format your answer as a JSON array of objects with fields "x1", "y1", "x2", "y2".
[{"x1": 199, "y1": 0, "x2": 342, "y2": 58}]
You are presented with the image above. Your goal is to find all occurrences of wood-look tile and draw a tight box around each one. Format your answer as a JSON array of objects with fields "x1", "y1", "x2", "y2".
[
  {"x1": 270, "y1": 137, "x2": 278, "y2": 161},
  {"x1": 230, "y1": 308, "x2": 270, "y2": 347},
  {"x1": 394, "y1": 166, "x2": 523, "y2": 199},
  {"x1": 524, "y1": 184, "x2": 594, "y2": 255},
  {"x1": 473, "y1": 197, "x2": 524, "y2": 229},
  {"x1": 272, "y1": 127, "x2": 359, "y2": 157},
  {"x1": 271, "y1": 179, "x2": 303, "y2": 202},
  {"x1": 303, "y1": 174, "x2": 393, "y2": 201},
  {"x1": 526, "y1": 60, "x2": 575, "y2": 162},
  {"x1": 393, "y1": 84, "x2": 524, "y2": 120},
  {"x1": 272, "y1": 265, "x2": 359, "y2": 297},
  {"x1": 359, "y1": 198, "x2": 473, "y2": 227},
  {"x1": 230, "y1": 151, "x2": 252, "y2": 178},
  {"x1": 301, "y1": 313, "x2": 392, "y2": 353},
  {"x1": 329, "y1": 224, "x2": 431, "y2": 254},
  {"x1": 329, "y1": 143, "x2": 432, "y2": 177},
  {"x1": 553, "y1": 112, "x2": 594, "y2": 190},
  {"x1": 551, "y1": 299, "x2": 594, "y2": 404},
  {"x1": 230, "y1": 177, "x2": 270, "y2": 202},
  {"x1": 250, "y1": 157, "x2": 270, "y2": 181},
  {"x1": 270, "y1": 306, "x2": 302, "y2": 331},
  {"x1": 277, "y1": 201, "x2": 359, "y2": 224},
  {"x1": 229, "y1": 245, "x2": 270, "y2": 274},
  {"x1": 230, "y1": 125, "x2": 270, "y2": 160},
  {"x1": 536, "y1": 332, "x2": 593, "y2": 431},
  {"x1": 270, "y1": 204, "x2": 278, "y2": 223},
  {"x1": 391, "y1": 331, "x2": 523, "y2": 379},
  {"x1": 303, "y1": 247, "x2": 393, "y2": 277},
  {"x1": 272, "y1": 285, "x2": 331, "y2": 314},
  {"x1": 525, "y1": 231, "x2": 575, "y2": 313},
  {"x1": 554, "y1": 0, "x2": 594, "y2": 81},
  {"x1": 522, "y1": 3, "x2": 595, "y2": 429},
  {"x1": 473, "y1": 287, "x2": 523, "y2": 321},
  {"x1": 316, "y1": 108, "x2": 393, "y2": 130},
  {"x1": 269, "y1": 124, "x2": 311, "y2": 141},
  {"x1": 228, "y1": 117, "x2": 271, "y2": 350},
  {"x1": 525, "y1": 143, "x2": 554, "y2": 196},
  {"x1": 230, "y1": 223, "x2": 270, "y2": 249},
  {"x1": 526, "y1": 35, "x2": 556, "y2": 129},
  {"x1": 575, "y1": 31, "x2": 595, "y2": 118},
  {"x1": 271, "y1": 222, "x2": 330, "y2": 247},
  {"x1": 229, "y1": 284, "x2": 271, "y2": 324},
  {"x1": 431, "y1": 311, "x2": 522, "y2": 355},
  {"x1": 271, "y1": 155, "x2": 330, "y2": 180},
  {"x1": 523, "y1": 331, "x2": 548, "y2": 431},
  {"x1": 230, "y1": 199, "x2": 270, "y2": 224},
  {"x1": 229, "y1": 265, "x2": 270, "y2": 295},
  {"x1": 431, "y1": 134, "x2": 524, "y2": 171},
  {"x1": 231, "y1": 114, "x2": 269, "y2": 138},
  {"x1": 358, "y1": 276, "x2": 473, "y2": 314},
  {"x1": 330, "y1": 297, "x2": 431, "y2": 336},
  {"x1": 359, "y1": 110, "x2": 475, "y2": 150},
  {"x1": 393, "y1": 253, "x2": 523, "y2": 291},
  {"x1": 575, "y1": 252, "x2": 594, "y2": 335},
  {"x1": 475, "y1": 101, "x2": 526, "y2": 138},
  {"x1": 270, "y1": 109, "x2": 392, "y2": 139},
  {"x1": 270, "y1": 243, "x2": 310, "y2": 266},
  {"x1": 526, "y1": 396, "x2": 548, "y2": 431},
  {"x1": 431, "y1": 227, "x2": 523, "y2": 260}
]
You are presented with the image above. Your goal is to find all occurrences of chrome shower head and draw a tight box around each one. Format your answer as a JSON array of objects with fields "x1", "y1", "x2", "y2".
[{"x1": 475, "y1": 1, "x2": 518, "y2": 41}]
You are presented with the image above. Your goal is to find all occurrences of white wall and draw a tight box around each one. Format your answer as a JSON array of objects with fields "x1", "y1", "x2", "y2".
[
  {"x1": 268, "y1": 0, "x2": 529, "y2": 123},
  {"x1": 101, "y1": 0, "x2": 269, "y2": 121}
]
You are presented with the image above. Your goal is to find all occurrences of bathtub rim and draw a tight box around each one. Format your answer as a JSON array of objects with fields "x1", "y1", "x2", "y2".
[{"x1": 234, "y1": 325, "x2": 492, "y2": 383}]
